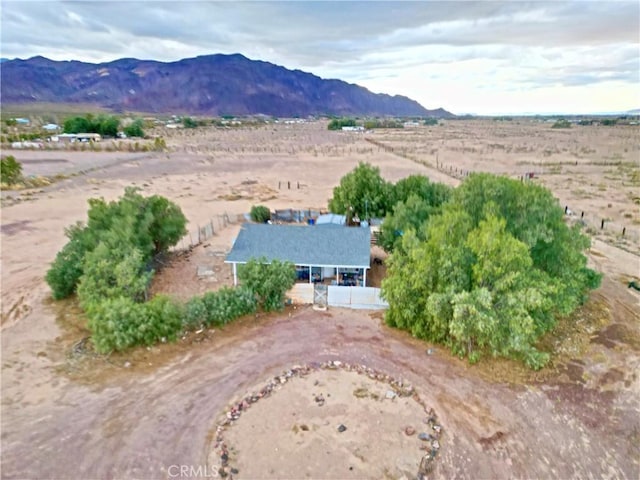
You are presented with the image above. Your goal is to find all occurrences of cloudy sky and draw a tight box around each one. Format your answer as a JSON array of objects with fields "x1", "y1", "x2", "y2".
[{"x1": 2, "y1": 1, "x2": 638, "y2": 114}]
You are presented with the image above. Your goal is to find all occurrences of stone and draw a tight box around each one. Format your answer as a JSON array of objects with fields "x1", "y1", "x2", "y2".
[
  {"x1": 385, "y1": 390, "x2": 396, "y2": 400},
  {"x1": 405, "y1": 426, "x2": 416, "y2": 436},
  {"x1": 337, "y1": 424, "x2": 347, "y2": 433},
  {"x1": 123, "y1": 361, "x2": 131, "y2": 368},
  {"x1": 418, "y1": 432, "x2": 432, "y2": 441}
]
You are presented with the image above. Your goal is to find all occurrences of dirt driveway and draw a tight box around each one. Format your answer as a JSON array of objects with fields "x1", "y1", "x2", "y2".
[{"x1": 2, "y1": 281, "x2": 639, "y2": 479}]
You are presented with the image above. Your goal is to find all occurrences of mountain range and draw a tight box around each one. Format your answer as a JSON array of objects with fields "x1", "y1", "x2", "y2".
[{"x1": 0, "y1": 54, "x2": 452, "y2": 118}]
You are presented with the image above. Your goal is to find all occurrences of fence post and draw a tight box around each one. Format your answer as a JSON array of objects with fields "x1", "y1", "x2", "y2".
[
  {"x1": 601, "y1": 219, "x2": 605, "y2": 229},
  {"x1": 288, "y1": 181, "x2": 290, "y2": 189},
  {"x1": 278, "y1": 181, "x2": 281, "y2": 189},
  {"x1": 622, "y1": 227, "x2": 626, "y2": 236},
  {"x1": 564, "y1": 206, "x2": 568, "y2": 214},
  {"x1": 581, "y1": 211, "x2": 584, "y2": 218}
]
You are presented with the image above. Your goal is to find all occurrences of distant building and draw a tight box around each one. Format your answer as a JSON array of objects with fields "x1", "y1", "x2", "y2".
[
  {"x1": 42, "y1": 123, "x2": 60, "y2": 131},
  {"x1": 53, "y1": 133, "x2": 77, "y2": 143},
  {"x1": 341, "y1": 126, "x2": 364, "y2": 132},
  {"x1": 76, "y1": 133, "x2": 101, "y2": 142},
  {"x1": 52, "y1": 133, "x2": 101, "y2": 143},
  {"x1": 15, "y1": 118, "x2": 30, "y2": 125}
]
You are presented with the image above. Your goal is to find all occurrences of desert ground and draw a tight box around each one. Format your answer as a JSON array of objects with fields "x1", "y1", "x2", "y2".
[{"x1": 1, "y1": 120, "x2": 639, "y2": 479}]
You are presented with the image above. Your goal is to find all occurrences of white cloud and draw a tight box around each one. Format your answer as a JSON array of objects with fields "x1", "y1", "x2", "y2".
[{"x1": 1, "y1": 1, "x2": 638, "y2": 114}]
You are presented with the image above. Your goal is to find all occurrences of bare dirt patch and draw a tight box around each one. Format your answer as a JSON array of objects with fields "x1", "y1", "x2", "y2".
[{"x1": 215, "y1": 366, "x2": 441, "y2": 479}]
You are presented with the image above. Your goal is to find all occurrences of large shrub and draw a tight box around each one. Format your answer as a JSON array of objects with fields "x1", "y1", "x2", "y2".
[
  {"x1": 201, "y1": 287, "x2": 257, "y2": 325},
  {"x1": 239, "y1": 258, "x2": 296, "y2": 311},
  {"x1": 88, "y1": 295, "x2": 182, "y2": 354},
  {"x1": 1, "y1": 156, "x2": 23, "y2": 185},
  {"x1": 250, "y1": 205, "x2": 271, "y2": 223},
  {"x1": 46, "y1": 188, "x2": 187, "y2": 299}
]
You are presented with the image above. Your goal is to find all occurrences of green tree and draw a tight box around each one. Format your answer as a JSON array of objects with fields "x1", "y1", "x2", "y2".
[
  {"x1": 63, "y1": 116, "x2": 92, "y2": 133},
  {"x1": 239, "y1": 258, "x2": 296, "y2": 311},
  {"x1": 391, "y1": 174, "x2": 451, "y2": 207},
  {"x1": 327, "y1": 118, "x2": 356, "y2": 130},
  {"x1": 0, "y1": 155, "x2": 23, "y2": 184},
  {"x1": 379, "y1": 194, "x2": 434, "y2": 252},
  {"x1": 96, "y1": 115, "x2": 120, "y2": 137},
  {"x1": 250, "y1": 205, "x2": 271, "y2": 223},
  {"x1": 382, "y1": 174, "x2": 600, "y2": 369},
  {"x1": 124, "y1": 119, "x2": 144, "y2": 137},
  {"x1": 182, "y1": 117, "x2": 198, "y2": 129},
  {"x1": 329, "y1": 162, "x2": 391, "y2": 220}
]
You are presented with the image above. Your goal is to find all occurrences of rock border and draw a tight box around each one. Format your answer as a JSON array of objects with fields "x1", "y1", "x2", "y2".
[{"x1": 212, "y1": 360, "x2": 444, "y2": 479}]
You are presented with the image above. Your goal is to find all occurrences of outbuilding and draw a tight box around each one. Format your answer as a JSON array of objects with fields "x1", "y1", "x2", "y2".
[{"x1": 225, "y1": 223, "x2": 371, "y2": 287}]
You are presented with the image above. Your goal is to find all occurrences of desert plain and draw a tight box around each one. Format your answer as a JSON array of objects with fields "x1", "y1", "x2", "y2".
[{"x1": 1, "y1": 119, "x2": 639, "y2": 479}]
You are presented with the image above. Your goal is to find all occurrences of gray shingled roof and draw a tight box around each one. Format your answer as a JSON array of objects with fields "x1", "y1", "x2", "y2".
[{"x1": 226, "y1": 223, "x2": 370, "y2": 267}]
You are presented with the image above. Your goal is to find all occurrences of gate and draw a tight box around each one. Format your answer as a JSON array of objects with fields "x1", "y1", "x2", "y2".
[{"x1": 313, "y1": 284, "x2": 328, "y2": 307}]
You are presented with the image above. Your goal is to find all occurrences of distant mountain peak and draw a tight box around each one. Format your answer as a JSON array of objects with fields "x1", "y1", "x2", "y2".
[{"x1": 0, "y1": 53, "x2": 454, "y2": 118}]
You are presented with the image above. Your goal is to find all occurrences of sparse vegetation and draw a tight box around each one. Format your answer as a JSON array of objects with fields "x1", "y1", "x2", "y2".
[{"x1": 551, "y1": 119, "x2": 572, "y2": 129}]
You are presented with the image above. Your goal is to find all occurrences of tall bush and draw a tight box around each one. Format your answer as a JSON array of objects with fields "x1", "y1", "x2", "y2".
[
  {"x1": 239, "y1": 258, "x2": 296, "y2": 311},
  {"x1": 0, "y1": 156, "x2": 22, "y2": 185},
  {"x1": 250, "y1": 205, "x2": 271, "y2": 223}
]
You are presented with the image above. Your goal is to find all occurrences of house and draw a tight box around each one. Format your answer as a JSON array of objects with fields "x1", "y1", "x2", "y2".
[
  {"x1": 53, "y1": 133, "x2": 78, "y2": 143},
  {"x1": 225, "y1": 223, "x2": 371, "y2": 287},
  {"x1": 76, "y1": 133, "x2": 101, "y2": 142},
  {"x1": 42, "y1": 123, "x2": 60, "y2": 131}
]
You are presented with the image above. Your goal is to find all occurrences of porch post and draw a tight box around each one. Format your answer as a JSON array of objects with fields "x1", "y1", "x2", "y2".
[
  {"x1": 233, "y1": 263, "x2": 238, "y2": 286},
  {"x1": 336, "y1": 267, "x2": 340, "y2": 285},
  {"x1": 362, "y1": 268, "x2": 367, "y2": 287},
  {"x1": 309, "y1": 265, "x2": 312, "y2": 284}
]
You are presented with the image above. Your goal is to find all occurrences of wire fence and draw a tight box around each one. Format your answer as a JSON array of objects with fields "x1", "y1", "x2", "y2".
[
  {"x1": 365, "y1": 136, "x2": 640, "y2": 254},
  {"x1": 170, "y1": 212, "x2": 244, "y2": 251}
]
